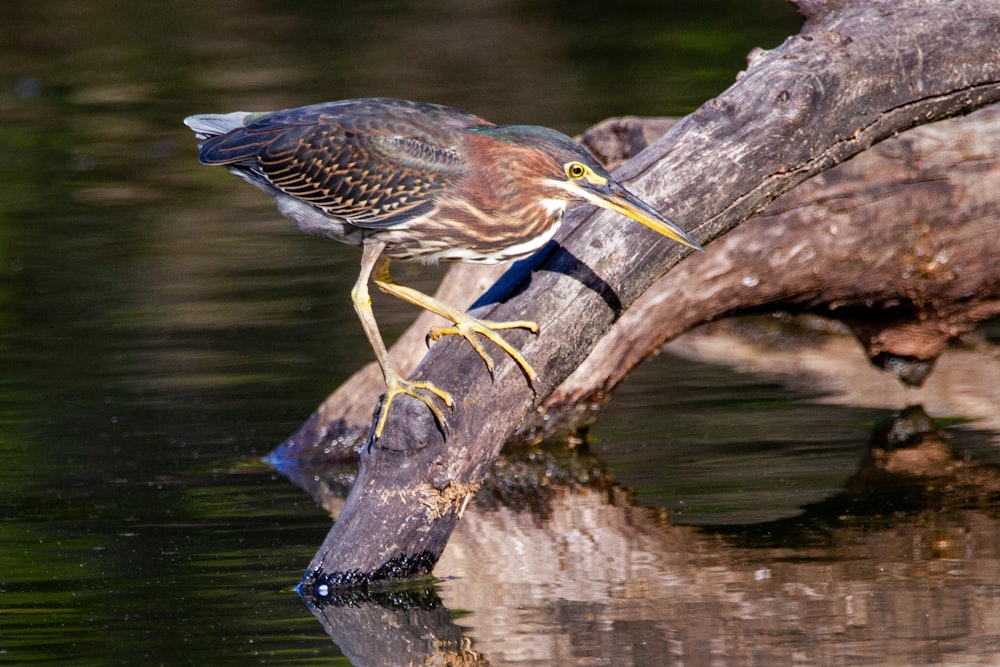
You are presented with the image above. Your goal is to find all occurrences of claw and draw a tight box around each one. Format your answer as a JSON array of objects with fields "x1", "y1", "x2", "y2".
[
  {"x1": 426, "y1": 316, "x2": 539, "y2": 382},
  {"x1": 365, "y1": 252, "x2": 541, "y2": 435},
  {"x1": 374, "y1": 374, "x2": 454, "y2": 439}
]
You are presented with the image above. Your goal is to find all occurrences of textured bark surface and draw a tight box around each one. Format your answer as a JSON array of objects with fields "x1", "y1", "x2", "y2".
[
  {"x1": 527, "y1": 106, "x2": 1000, "y2": 438},
  {"x1": 295, "y1": 0, "x2": 1000, "y2": 593},
  {"x1": 278, "y1": 107, "x2": 1000, "y2": 460}
]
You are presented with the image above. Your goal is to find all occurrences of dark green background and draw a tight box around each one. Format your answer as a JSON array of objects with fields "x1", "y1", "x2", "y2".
[{"x1": 9, "y1": 3, "x2": 990, "y2": 665}]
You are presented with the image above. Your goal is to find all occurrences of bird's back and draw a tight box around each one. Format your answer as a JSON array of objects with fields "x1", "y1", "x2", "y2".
[{"x1": 185, "y1": 98, "x2": 491, "y2": 232}]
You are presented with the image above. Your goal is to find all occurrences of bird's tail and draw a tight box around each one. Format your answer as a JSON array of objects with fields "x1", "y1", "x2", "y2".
[
  {"x1": 184, "y1": 112, "x2": 280, "y2": 167},
  {"x1": 183, "y1": 112, "x2": 252, "y2": 139}
]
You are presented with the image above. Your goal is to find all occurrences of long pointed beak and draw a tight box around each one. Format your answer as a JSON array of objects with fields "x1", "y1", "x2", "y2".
[{"x1": 583, "y1": 180, "x2": 703, "y2": 252}]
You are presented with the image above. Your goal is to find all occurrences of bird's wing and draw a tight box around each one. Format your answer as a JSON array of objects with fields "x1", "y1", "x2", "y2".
[{"x1": 194, "y1": 100, "x2": 485, "y2": 228}]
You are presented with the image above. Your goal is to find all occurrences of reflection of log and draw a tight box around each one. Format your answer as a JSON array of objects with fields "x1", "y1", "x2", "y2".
[
  {"x1": 431, "y1": 409, "x2": 1000, "y2": 666},
  {"x1": 297, "y1": 0, "x2": 1000, "y2": 590},
  {"x1": 303, "y1": 587, "x2": 486, "y2": 666},
  {"x1": 298, "y1": 407, "x2": 1000, "y2": 663}
]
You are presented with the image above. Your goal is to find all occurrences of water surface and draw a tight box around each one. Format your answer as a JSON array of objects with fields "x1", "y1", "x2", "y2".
[{"x1": 3, "y1": 2, "x2": 999, "y2": 665}]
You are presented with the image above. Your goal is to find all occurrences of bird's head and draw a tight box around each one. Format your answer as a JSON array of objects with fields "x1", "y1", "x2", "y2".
[{"x1": 471, "y1": 124, "x2": 703, "y2": 252}]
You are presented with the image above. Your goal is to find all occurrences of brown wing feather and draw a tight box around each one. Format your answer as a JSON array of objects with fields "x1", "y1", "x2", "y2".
[{"x1": 195, "y1": 99, "x2": 487, "y2": 228}]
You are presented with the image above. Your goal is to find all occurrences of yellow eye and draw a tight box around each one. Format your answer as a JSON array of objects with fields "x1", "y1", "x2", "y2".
[{"x1": 566, "y1": 162, "x2": 587, "y2": 179}]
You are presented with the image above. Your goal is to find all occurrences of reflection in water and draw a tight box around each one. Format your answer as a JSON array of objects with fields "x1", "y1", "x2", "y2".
[
  {"x1": 304, "y1": 586, "x2": 486, "y2": 667},
  {"x1": 3, "y1": 1, "x2": 999, "y2": 665},
  {"x1": 297, "y1": 406, "x2": 1000, "y2": 665}
]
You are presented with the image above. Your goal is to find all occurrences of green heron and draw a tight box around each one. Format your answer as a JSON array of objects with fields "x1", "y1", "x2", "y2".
[{"x1": 185, "y1": 98, "x2": 701, "y2": 438}]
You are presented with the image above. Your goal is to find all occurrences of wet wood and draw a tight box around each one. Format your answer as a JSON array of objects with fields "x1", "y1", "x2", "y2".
[{"x1": 297, "y1": 0, "x2": 1000, "y2": 591}]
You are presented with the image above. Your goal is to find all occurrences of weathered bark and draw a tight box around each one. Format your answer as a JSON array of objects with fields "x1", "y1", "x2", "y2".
[
  {"x1": 276, "y1": 106, "x2": 1000, "y2": 461},
  {"x1": 529, "y1": 106, "x2": 1000, "y2": 438},
  {"x1": 297, "y1": 0, "x2": 1000, "y2": 593}
]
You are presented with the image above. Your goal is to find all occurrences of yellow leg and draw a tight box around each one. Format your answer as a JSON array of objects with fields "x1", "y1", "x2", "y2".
[
  {"x1": 371, "y1": 256, "x2": 540, "y2": 383},
  {"x1": 353, "y1": 242, "x2": 453, "y2": 438}
]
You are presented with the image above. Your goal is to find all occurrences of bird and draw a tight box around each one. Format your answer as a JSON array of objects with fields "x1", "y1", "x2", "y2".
[{"x1": 184, "y1": 98, "x2": 702, "y2": 439}]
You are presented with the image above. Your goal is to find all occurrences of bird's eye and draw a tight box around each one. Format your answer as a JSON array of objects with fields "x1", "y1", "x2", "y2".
[{"x1": 566, "y1": 162, "x2": 587, "y2": 179}]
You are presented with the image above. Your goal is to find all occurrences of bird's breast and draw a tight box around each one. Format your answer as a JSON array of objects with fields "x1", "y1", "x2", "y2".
[{"x1": 378, "y1": 200, "x2": 566, "y2": 264}]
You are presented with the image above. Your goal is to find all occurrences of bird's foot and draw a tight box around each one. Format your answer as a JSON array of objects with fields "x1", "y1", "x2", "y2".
[
  {"x1": 426, "y1": 315, "x2": 539, "y2": 382},
  {"x1": 375, "y1": 374, "x2": 454, "y2": 439}
]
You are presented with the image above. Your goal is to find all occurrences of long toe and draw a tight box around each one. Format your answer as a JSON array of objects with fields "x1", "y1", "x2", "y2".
[
  {"x1": 427, "y1": 316, "x2": 539, "y2": 383},
  {"x1": 478, "y1": 318, "x2": 539, "y2": 334},
  {"x1": 375, "y1": 376, "x2": 454, "y2": 439}
]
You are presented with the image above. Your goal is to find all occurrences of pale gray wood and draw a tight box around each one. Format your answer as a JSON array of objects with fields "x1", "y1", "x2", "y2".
[{"x1": 298, "y1": 0, "x2": 1000, "y2": 593}]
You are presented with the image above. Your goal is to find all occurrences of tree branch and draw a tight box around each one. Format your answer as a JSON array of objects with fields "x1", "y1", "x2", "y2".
[{"x1": 296, "y1": 0, "x2": 1000, "y2": 593}]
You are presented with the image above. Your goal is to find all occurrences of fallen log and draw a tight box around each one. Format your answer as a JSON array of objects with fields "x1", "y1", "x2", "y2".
[
  {"x1": 294, "y1": 0, "x2": 1000, "y2": 592},
  {"x1": 529, "y1": 106, "x2": 1000, "y2": 439},
  {"x1": 277, "y1": 106, "x2": 1000, "y2": 461}
]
